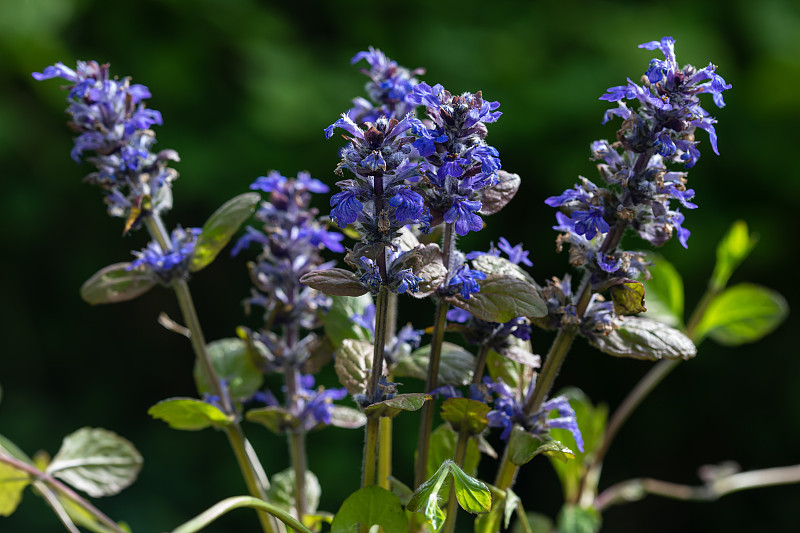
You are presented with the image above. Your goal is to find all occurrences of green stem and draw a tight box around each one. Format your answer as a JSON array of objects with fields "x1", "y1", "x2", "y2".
[
  {"x1": 471, "y1": 342, "x2": 491, "y2": 386},
  {"x1": 414, "y1": 297, "x2": 450, "y2": 487},
  {"x1": 377, "y1": 292, "x2": 398, "y2": 491},
  {"x1": 143, "y1": 214, "x2": 276, "y2": 533},
  {"x1": 363, "y1": 286, "x2": 390, "y2": 489},
  {"x1": 170, "y1": 496, "x2": 313, "y2": 533},
  {"x1": 523, "y1": 325, "x2": 579, "y2": 417},
  {"x1": 0, "y1": 453, "x2": 126, "y2": 533},
  {"x1": 362, "y1": 418, "x2": 380, "y2": 487}
]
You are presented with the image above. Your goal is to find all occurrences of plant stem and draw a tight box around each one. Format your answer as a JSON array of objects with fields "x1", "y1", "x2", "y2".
[
  {"x1": 363, "y1": 285, "x2": 390, "y2": 488},
  {"x1": 143, "y1": 214, "x2": 276, "y2": 533},
  {"x1": 414, "y1": 297, "x2": 449, "y2": 487},
  {"x1": 414, "y1": 222, "x2": 456, "y2": 488},
  {"x1": 285, "y1": 366, "x2": 307, "y2": 524},
  {"x1": 377, "y1": 292, "x2": 398, "y2": 491},
  {"x1": 523, "y1": 324, "x2": 579, "y2": 417},
  {"x1": 0, "y1": 453, "x2": 126, "y2": 533},
  {"x1": 471, "y1": 341, "x2": 491, "y2": 386}
]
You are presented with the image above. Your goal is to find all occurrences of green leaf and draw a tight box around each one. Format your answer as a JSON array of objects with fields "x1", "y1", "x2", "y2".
[
  {"x1": 0, "y1": 434, "x2": 32, "y2": 465},
  {"x1": 327, "y1": 406, "x2": 367, "y2": 429},
  {"x1": 693, "y1": 283, "x2": 789, "y2": 345},
  {"x1": 189, "y1": 192, "x2": 260, "y2": 272},
  {"x1": 80, "y1": 262, "x2": 156, "y2": 305},
  {"x1": 299, "y1": 268, "x2": 369, "y2": 297},
  {"x1": 711, "y1": 220, "x2": 758, "y2": 291},
  {"x1": 470, "y1": 253, "x2": 535, "y2": 285},
  {"x1": 46, "y1": 427, "x2": 142, "y2": 498},
  {"x1": 642, "y1": 254, "x2": 684, "y2": 327},
  {"x1": 0, "y1": 461, "x2": 29, "y2": 516},
  {"x1": 322, "y1": 294, "x2": 373, "y2": 348},
  {"x1": 508, "y1": 427, "x2": 575, "y2": 466},
  {"x1": 330, "y1": 486, "x2": 408, "y2": 533},
  {"x1": 246, "y1": 406, "x2": 297, "y2": 434},
  {"x1": 364, "y1": 393, "x2": 430, "y2": 419},
  {"x1": 447, "y1": 275, "x2": 547, "y2": 322},
  {"x1": 485, "y1": 340, "x2": 535, "y2": 400},
  {"x1": 407, "y1": 461, "x2": 450, "y2": 530},
  {"x1": 56, "y1": 494, "x2": 130, "y2": 533},
  {"x1": 440, "y1": 398, "x2": 490, "y2": 436},
  {"x1": 148, "y1": 398, "x2": 232, "y2": 431},
  {"x1": 556, "y1": 505, "x2": 601, "y2": 533},
  {"x1": 266, "y1": 467, "x2": 321, "y2": 516},
  {"x1": 427, "y1": 425, "x2": 481, "y2": 481},
  {"x1": 194, "y1": 338, "x2": 264, "y2": 401},
  {"x1": 585, "y1": 316, "x2": 696, "y2": 360},
  {"x1": 608, "y1": 281, "x2": 646, "y2": 316},
  {"x1": 449, "y1": 462, "x2": 491, "y2": 514},
  {"x1": 334, "y1": 339, "x2": 373, "y2": 396},
  {"x1": 393, "y1": 342, "x2": 475, "y2": 386}
]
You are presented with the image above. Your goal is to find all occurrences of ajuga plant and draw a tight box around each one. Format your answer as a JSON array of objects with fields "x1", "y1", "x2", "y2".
[{"x1": 0, "y1": 38, "x2": 792, "y2": 533}]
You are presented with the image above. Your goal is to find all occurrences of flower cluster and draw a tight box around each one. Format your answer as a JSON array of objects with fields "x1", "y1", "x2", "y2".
[
  {"x1": 253, "y1": 374, "x2": 348, "y2": 431},
  {"x1": 348, "y1": 47, "x2": 424, "y2": 124},
  {"x1": 547, "y1": 36, "x2": 731, "y2": 283},
  {"x1": 487, "y1": 378, "x2": 584, "y2": 451},
  {"x1": 129, "y1": 226, "x2": 200, "y2": 284},
  {"x1": 33, "y1": 61, "x2": 179, "y2": 221},
  {"x1": 409, "y1": 84, "x2": 503, "y2": 236},
  {"x1": 234, "y1": 171, "x2": 341, "y2": 338}
]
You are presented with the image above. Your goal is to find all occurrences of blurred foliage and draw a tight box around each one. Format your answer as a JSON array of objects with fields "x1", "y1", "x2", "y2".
[{"x1": 1, "y1": 0, "x2": 798, "y2": 531}]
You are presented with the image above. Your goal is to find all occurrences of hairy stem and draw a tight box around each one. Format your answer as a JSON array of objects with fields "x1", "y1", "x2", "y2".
[
  {"x1": 362, "y1": 418, "x2": 380, "y2": 487},
  {"x1": 143, "y1": 214, "x2": 276, "y2": 533},
  {"x1": 285, "y1": 366, "x2": 307, "y2": 523},
  {"x1": 414, "y1": 222, "x2": 456, "y2": 488},
  {"x1": 443, "y1": 427, "x2": 470, "y2": 533},
  {"x1": 363, "y1": 285, "x2": 390, "y2": 488},
  {"x1": 595, "y1": 464, "x2": 800, "y2": 511},
  {"x1": 377, "y1": 292, "x2": 398, "y2": 491}
]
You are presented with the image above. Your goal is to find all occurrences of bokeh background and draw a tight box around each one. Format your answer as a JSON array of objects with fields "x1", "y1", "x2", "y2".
[{"x1": 1, "y1": 0, "x2": 799, "y2": 531}]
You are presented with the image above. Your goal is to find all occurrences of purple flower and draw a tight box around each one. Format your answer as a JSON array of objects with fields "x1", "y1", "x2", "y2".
[
  {"x1": 330, "y1": 189, "x2": 363, "y2": 228},
  {"x1": 571, "y1": 206, "x2": 609, "y2": 240},
  {"x1": 447, "y1": 264, "x2": 486, "y2": 300},
  {"x1": 388, "y1": 187, "x2": 425, "y2": 222},
  {"x1": 129, "y1": 226, "x2": 201, "y2": 284},
  {"x1": 444, "y1": 197, "x2": 483, "y2": 236},
  {"x1": 34, "y1": 60, "x2": 178, "y2": 220},
  {"x1": 497, "y1": 237, "x2": 533, "y2": 267}
]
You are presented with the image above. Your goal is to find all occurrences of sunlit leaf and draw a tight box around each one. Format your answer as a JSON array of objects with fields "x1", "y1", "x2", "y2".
[
  {"x1": 440, "y1": 398, "x2": 490, "y2": 436},
  {"x1": 330, "y1": 486, "x2": 408, "y2": 533},
  {"x1": 334, "y1": 339, "x2": 373, "y2": 396},
  {"x1": 267, "y1": 467, "x2": 321, "y2": 516},
  {"x1": 710, "y1": 220, "x2": 758, "y2": 291},
  {"x1": 246, "y1": 407, "x2": 297, "y2": 435},
  {"x1": 508, "y1": 427, "x2": 575, "y2": 466},
  {"x1": 449, "y1": 462, "x2": 491, "y2": 514},
  {"x1": 642, "y1": 254, "x2": 684, "y2": 327},
  {"x1": 190, "y1": 192, "x2": 260, "y2": 272},
  {"x1": 427, "y1": 424, "x2": 481, "y2": 481},
  {"x1": 194, "y1": 338, "x2": 264, "y2": 401},
  {"x1": 148, "y1": 398, "x2": 232, "y2": 431},
  {"x1": 80, "y1": 262, "x2": 156, "y2": 305},
  {"x1": 46, "y1": 427, "x2": 142, "y2": 498},
  {"x1": 585, "y1": 316, "x2": 696, "y2": 360},
  {"x1": 364, "y1": 393, "x2": 431, "y2": 419},
  {"x1": 0, "y1": 461, "x2": 29, "y2": 516},
  {"x1": 447, "y1": 275, "x2": 547, "y2": 323},
  {"x1": 693, "y1": 283, "x2": 788, "y2": 345},
  {"x1": 393, "y1": 342, "x2": 475, "y2": 386}
]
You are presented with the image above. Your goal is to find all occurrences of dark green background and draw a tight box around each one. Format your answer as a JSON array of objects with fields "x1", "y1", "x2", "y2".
[{"x1": 1, "y1": 0, "x2": 798, "y2": 531}]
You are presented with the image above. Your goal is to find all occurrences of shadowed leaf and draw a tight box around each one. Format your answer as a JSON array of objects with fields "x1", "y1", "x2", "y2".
[
  {"x1": 300, "y1": 268, "x2": 369, "y2": 297},
  {"x1": 80, "y1": 262, "x2": 156, "y2": 305}
]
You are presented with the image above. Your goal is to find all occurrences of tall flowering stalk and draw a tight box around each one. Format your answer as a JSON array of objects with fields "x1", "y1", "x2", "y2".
[
  {"x1": 33, "y1": 61, "x2": 278, "y2": 533},
  {"x1": 494, "y1": 36, "x2": 730, "y2": 498}
]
